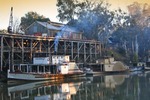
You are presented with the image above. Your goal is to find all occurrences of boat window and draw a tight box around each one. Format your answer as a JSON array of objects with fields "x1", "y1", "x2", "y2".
[
  {"x1": 11, "y1": 92, "x2": 20, "y2": 99},
  {"x1": 39, "y1": 87, "x2": 45, "y2": 94},
  {"x1": 32, "y1": 88, "x2": 38, "y2": 94},
  {"x1": 20, "y1": 90, "x2": 29, "y2": 99},
  {"x1": 14, "y1": 65, "x2": 19, "y2": 72},
  {"x1": 32, "y1": 66, "x2": 38, "y2": 72},
  {"x1": 39, "y1": 66, "x2": 44, "y2": 73},
  {"x1": 45, "y1": 66, "x2": 50, "y2": 73},
  {"x1": 20, "y1": 65, "x2": 28, "y2": 72}
]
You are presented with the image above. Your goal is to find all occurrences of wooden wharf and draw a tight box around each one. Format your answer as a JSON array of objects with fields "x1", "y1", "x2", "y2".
[{"x1": 0, "y1": 33, "x2": 103, "y2": 71}]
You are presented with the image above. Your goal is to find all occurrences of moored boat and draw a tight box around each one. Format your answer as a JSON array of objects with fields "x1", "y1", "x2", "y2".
[
  {"x1": 145, "y1": 67, "x2": 150, "y2": 70},
  {"x1": 129, "y1": 66, "x2": 145, "y2": 72},
  {"x1": 7, "y1": 55, "x2": 85, "y2": 81},
  {"x1": 129, "y1": 62, "x2": 145, "y2": 72},
  {"x1": 83, "y1": 67, "x2": 93, "y2": 76},
  {"x1": 84, "y1": 57, "x2": 129, "y2": 76},
  {"x1": 8, "y1": 62, "x2": 85, "y2": 81}
]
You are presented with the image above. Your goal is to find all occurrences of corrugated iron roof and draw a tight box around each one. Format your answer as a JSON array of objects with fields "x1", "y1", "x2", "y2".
[
  {"x1": 36, "y1": 21, "x2": 60, "y2": 30},
  {"x1": 37, "y1": 21, "x2": 80, "y2": 33}
]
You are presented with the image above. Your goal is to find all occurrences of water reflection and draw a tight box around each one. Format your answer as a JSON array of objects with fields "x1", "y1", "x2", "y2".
[
  {"x1": 1, "y1": 71, "x2": 150, "y2": 100},
  {"x1": 7, "y1": 80, "x2": 83, "y2": 100}
]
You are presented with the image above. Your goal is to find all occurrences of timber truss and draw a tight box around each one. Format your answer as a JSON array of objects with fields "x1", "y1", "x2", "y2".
[{"x1": 0, "y1": 33, "x2": 102, "y2": 70}]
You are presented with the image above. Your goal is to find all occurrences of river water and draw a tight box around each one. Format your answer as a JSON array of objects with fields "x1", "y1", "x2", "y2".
[{"x1": 0, "y1": 71, "x2": 150, "y2": 100}]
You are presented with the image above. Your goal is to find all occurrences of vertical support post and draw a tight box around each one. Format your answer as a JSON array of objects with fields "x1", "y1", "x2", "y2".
[
  {"x1": 99, "y1": 43, "x2": 102, "y2": 57},
  {"x1": 90, "y1": 43, "x2": 92, "y2": 63},
  {"x1": 48, "y1": 40, "x2": 51, "y2": 64},
  {"x1": 29, "y1": 66, "x2": 32, "y2": 72},
  {"x1": 95, "y1": 43, "x2": 97, "y2": 60},
  {"x1": 64, "y1": 41, "x2": 66, "y2": 54},
  {"x1": 77, "y1": 42, "x2": 79, "y2": 62},
  {"x1": 11, "y1": 38, "x2": 14, "y2": 70},
  {"x1": 22, "y1": 38, "x2": 24, "y2": 63},
  {"x1": 12, "y1": 65, "x2": 14, "y2": 72},
  {"x1": 37, "y1": 65, "x2": 39, "y2": 73},
  {"x1": 19, "y1": 65, "x2": 21, "y2": 70},
  {"x1": 30, "y1": 40, "x2": 33, "y2": 63},
  {"x1": 71, "y1": 41, "x2": 73, "y2": 60},
  {"x1": 0, "y1": 36, "x2": 3, "y2": 71},
  {"x1": 9, "y1": 51, "x2": 10, "y2": 69},
  {"x1": 84, "y1": 43, "x2": 86, "y2": 63},
  {"x1": 44, "y1": 66, "x2": 45, "y2": 73},
  {"x1": 39, "y1": 40, "x2": 42, "y2": 52},
  {"x1": 26, "y1": 65, "x2": 28, "y2": 73}
]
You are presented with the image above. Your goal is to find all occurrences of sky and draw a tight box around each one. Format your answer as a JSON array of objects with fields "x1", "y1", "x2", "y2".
[{"x1": 0, "y1": 0, "x2": 150, "y2": 30}]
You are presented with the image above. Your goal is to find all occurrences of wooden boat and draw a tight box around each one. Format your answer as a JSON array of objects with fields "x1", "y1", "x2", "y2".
[
  {"x1": 84, "y1": 57, "x2": 129, "y2": 76},
  {"x1": 145, "y1": 67, "x2": 150, "y2": 70},
  {"x1": 129, "y1": 66, "x2": 145, "y2": 72},
  {"x1": 85, "y1": 69, "x2": 129, "y2": 76},
  {"x1": 7, "y1": 62, "x2": 85, "y2": 81},
  {"x1": 83, "y1": 67, "x2": 93, "y2": 76}
]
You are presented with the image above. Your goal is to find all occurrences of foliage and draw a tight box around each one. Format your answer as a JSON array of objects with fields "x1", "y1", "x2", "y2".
[
  {"x1": 56, "y1": 0, "x2": 150, "y2": 61},
  {"x1": 107, "y1": 49, "x2": 129, "y2": 64},
  {"x1": 0, "y1": 29, "x2": 7, "y2": 34},
  {"x1": 112, "y1": 2, "x2": 150, "y2": 61},
  {"x1": 132, "y1": 53, "x2": 138, "y2": 63},
  {"x1": 117, "y1": 47, "x2": 126, "y2": 56},
  {"x1": 57, "y1": 0, "x2": 76, "y2": 22},
  {"x1": 20, "y1": 12, "x2": 50, "y2": 31},
  {"x1": 57, "y1": 0, "x2": 117, "y2": 42}
]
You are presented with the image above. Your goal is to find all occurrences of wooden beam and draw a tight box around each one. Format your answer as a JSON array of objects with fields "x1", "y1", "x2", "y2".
[
  {"x1": 11, "y1": 38, "x2": 14, "y2": 69},
  {"x1": 84, "y1": 43, "x2": 86, "y2": 63},
  {"x1": 0, "y1": 36, "x2": 3, "y2": 71},
  {"x1": 30, "y1": 40, "x2": 33, "y2": 63},
  {"x1": 71, "y1": 41, "x2": 73, "y2": 60},
  {"x1": 22, "y1": 38, "x2": 24, "y2": 63}
]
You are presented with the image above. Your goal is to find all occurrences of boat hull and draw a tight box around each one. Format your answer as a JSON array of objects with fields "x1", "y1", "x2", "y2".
[
  {"x1": 8, "y1": 72, "x2": 85, "y2": 81},
  {"x1": 86, "y1": 70, "x2": 129, "y2": 76},
  {"x1": 129, "y1": 66, "x2": 145, "y2": 72}
]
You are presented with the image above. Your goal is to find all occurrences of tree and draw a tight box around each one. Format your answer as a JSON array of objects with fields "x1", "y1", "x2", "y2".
[
  {"x1": 20, "y1": 11, "x2": 50, "y2": 31},
  {"x1": 111, "y1": 2, "x2": 150, "y2": 62},
  {"x1": 133, "y1": 53, "x2": 138, "y2": 63},
  {"x1": 57, "y1": 0, "x2": 86, "y2": 22},
  {"x1": 56, "y1": 0, "x2": 150, "y2": 61},
  {"x1": 128, "y1": 2, "x2": 150, "y2": 27},
  {"x1": 57, "y1": 0, "x2": 116, "y2": 41}
]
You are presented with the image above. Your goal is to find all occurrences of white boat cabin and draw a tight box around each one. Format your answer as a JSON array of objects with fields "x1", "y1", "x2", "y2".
[
  {"x1": 33, "y1": 55, "x2": 70, "y2": 65},
  {"x1": 12, "y1": 63, "x2": 69, "y2": 74},
  {"x1": 11, "y1": 63, "x2": 81, "y2": 75},
  {"x1": 9, "y1": 55, "x2": 82, "y2": 75},
  {"x1": 52, "y1": 55, "x2": 70, "y2": 64}
]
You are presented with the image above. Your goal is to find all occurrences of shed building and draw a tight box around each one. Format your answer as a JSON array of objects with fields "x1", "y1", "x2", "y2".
[{"x1": 25, "y1": 21, "x2": 83, "y2": 39}]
